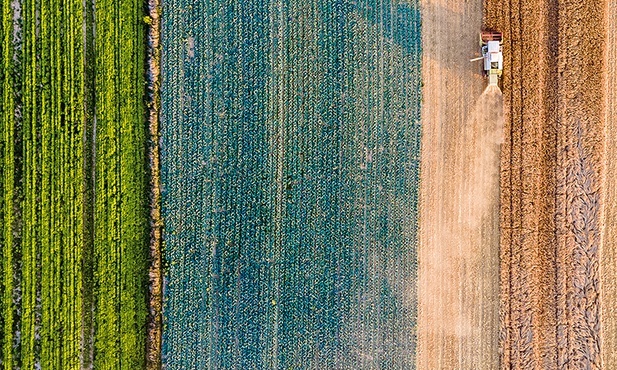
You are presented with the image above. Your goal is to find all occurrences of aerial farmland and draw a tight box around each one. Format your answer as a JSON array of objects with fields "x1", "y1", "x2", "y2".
[
  {"x1": 1, "y1": 0, "x2": 147, "y2": 367},
  {"x1": 0, "y1": 0, "x2": 616, "y2": 369},
  {"x1": 160, "y1": 0, "x2": 421, "y2": 368}
]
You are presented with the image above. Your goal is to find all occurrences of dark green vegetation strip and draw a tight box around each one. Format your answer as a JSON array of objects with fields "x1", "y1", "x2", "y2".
[
  {"x1": 92, "y1": 0, "x2": 148, "y2": 367},
  {"x1": 0, "y1": 0, "x2": 148, "y2": 367},
  {"x1": 161, "y1": 0, "x2": 422, "y2": 368}
]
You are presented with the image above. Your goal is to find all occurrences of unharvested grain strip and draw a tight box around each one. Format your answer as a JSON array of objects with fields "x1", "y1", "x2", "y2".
[
  {"x1": 524, "y1": 0, "x2": 560, "y2": 366},
  {"x1": 484, "y1": 0, "x2": 520, "y2": 366},
  {"x1": 484, "y1": 0, "x2": 536, "y2": 366},
  {"x1": 486, "y1": 0, "x2": 607, "y2": 367},
  {"x1": 498, "y1": 0, "x2": 514, "y2": 366}
]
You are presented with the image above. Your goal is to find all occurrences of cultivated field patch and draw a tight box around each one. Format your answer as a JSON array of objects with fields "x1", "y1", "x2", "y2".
[
  {"x1": 0, "y1": 0, "x2": 148, "y2": 367},
  {"x1": 160, "y1": 0, "x2": 422, "y2": 368}
]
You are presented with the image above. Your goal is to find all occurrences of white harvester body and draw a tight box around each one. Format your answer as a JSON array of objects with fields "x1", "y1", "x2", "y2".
[
  {"x1": 471, "y1": 31, "x2": 503, "y2": 87},
  {"x1": 483, "y1": 40, "x2": 503, "y2": 86}
]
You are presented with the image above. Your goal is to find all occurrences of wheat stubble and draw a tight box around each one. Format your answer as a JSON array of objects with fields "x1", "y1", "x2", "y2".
[{"x1": 418, "y1": 1, "x2": 501, "y2": 368}]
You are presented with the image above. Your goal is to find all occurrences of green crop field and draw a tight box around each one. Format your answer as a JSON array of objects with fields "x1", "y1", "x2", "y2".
[
  {"x1": 92, "y1": 0, "x2": 148, "y2": 366},
  {"x1": 3, "y1": 0, "x2": 422, "y2": 368},
  {"x1": 160, "y1": 0, "x2": 422, "y2": 368},
  {"x1": 0, "y1": 0, "x2": 148, "y2": 368}
]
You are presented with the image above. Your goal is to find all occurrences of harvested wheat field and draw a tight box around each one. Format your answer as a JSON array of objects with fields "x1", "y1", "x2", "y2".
[
  {"x1": 420, "y1": 0, "x2": 617, "y2": 368},
  {"x1": 417, "y1": 0, "x2": 501, "y2": 368}
]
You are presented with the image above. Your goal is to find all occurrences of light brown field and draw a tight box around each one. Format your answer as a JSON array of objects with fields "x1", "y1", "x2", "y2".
[{"x1": 417, "y1": 0, "x2": 502, "y2": 368}]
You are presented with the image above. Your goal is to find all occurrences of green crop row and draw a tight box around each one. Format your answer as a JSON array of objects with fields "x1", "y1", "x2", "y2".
[
  {"x1": 25, "y1": 0, "x2": 84, "y2": 366},
  {"x1": 0, "y1": 0, "x2": 147, "y2": 367},
  {"x1": 92, "y1": 0, "x2": 148, "y2": 367},
  {"x1": 1, "y1": 0, "x2": 15, "y2": 365}
]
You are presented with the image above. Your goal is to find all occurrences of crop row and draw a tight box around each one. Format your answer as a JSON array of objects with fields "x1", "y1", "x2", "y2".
[
  {"x1": 0, "y1": 0, "x2": 147, "y2": 367},
  {"x1": 1, "y1": 0, "x2": 15, "y2": 365},
  {"x1": 93, "y1": 0, "x2": 148, "y2": 367},
  {"x1": 0, "y1": 0, "x2": 86, "y2": 366}
]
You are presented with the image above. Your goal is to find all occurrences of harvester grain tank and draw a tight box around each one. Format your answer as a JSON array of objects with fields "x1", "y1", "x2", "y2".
[{"x1": 471, "y1": 31, "x2": 503, "y2": 87}]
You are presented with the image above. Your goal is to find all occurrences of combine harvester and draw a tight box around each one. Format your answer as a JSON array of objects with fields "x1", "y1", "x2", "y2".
[{"x1": 471, "y1": 31, "x2": 503, "y2": 87}]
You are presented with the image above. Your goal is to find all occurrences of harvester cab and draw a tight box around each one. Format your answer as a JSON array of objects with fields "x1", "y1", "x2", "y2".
[{"x1": 471, "y1": 31, "x2": 503, "y2": 87}]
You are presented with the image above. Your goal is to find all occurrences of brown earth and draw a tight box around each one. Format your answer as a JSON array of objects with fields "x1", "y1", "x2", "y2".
[
  {"x1": 146, "y1": 0, "x2": 163, "y2": 368},
  {"x1": 417, "y1": 1, "x2": 502, "y2": 368},
  {"x1": 485, "y1": 0, "x2": 607, "y2": 368}
]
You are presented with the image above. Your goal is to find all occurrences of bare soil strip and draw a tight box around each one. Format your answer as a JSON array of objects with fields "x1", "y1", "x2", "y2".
[
  {"x1": 146, "y1": 0, "x2": 163, "y2": 367},
  {"x1": 485, "y1": 0, "x2": 606, "y2": 368},
  {"x1": 418, "y1": 1, "x2": 501, "y2": 368}
]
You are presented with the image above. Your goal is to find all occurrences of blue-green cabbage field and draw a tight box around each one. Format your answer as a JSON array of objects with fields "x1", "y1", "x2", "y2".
[{"x1": 161, "y1": 0, "x2": 422, "y2": 368}]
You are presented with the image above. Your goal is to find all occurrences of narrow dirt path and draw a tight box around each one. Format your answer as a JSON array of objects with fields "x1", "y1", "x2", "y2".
[{"x1": 418, "y1": 1, "x2": 501, "y2": 368}]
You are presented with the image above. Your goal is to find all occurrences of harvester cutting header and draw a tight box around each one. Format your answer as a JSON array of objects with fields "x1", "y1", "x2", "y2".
[{"x1": 471, "y1": 31, "x2": 503, "y2": 87}]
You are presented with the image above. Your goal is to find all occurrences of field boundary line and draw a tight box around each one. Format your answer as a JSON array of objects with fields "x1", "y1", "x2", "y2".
[{"x1": 145, "y1": 0, "x2": 163, "y2": 367}]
